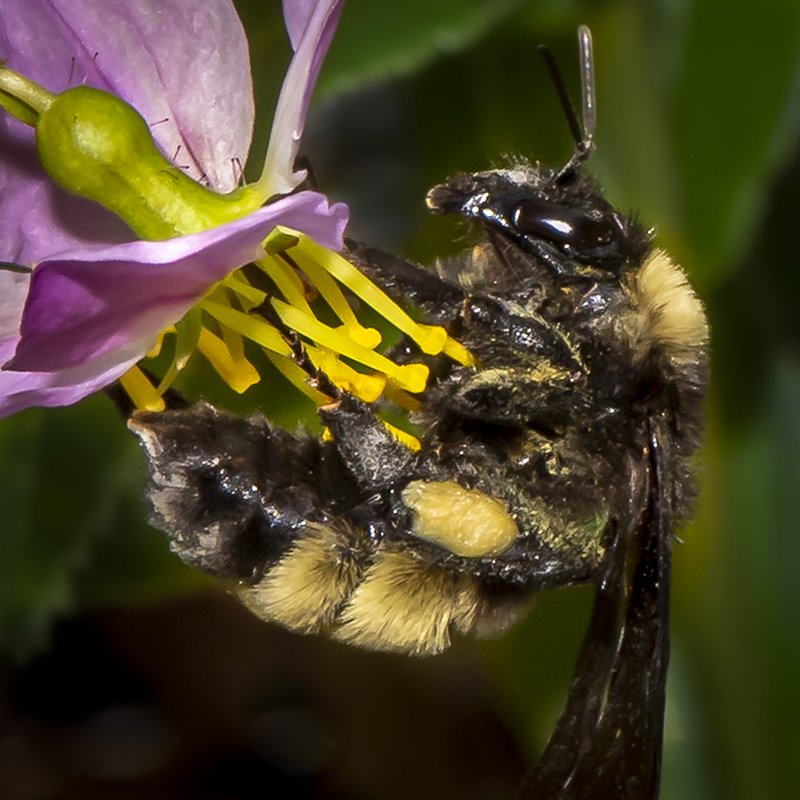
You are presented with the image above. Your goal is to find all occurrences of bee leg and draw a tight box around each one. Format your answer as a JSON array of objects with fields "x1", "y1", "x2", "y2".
[
  {"x1": 449, "y1": 365, "x2": 577, "y2": 430},
  {"x1": 344, "y1": 238, "x2": 466, "y2": 318},
  {"x1": 318, "y1": 393, "x2": 416, "y2": 493},
  {"x1": 461, "y1": 295, "x2": 582, "y2": 372}
]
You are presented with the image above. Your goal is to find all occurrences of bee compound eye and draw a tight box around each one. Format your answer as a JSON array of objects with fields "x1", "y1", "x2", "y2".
[{"x1": 513, "y1": 197, "x2": 621, "y2": 254}]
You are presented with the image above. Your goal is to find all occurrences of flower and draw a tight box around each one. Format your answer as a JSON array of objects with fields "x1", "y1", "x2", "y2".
[
  {"x1": 0, "y1": 0, "x2": 472, "y2": 422},
  {"x1": 0, "y1": 0, "x2": 353, "y2": 417}
]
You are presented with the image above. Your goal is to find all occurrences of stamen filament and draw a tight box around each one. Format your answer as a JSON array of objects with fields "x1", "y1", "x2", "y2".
[
  {"x1": 295, "y1": 235, "x2": 448, "y2": 355},
  {"x1": 224, "y1": 273, "x2": 268, "y2": 309},
  {"x1": 258, "y1": 255, "x2": 314, "y2": 316},
  {"x1": 119, "y1": 366, "x2": 165, "y2": 411},
  {"x1": 201, "y1": 299, "x2": 292, "y2": 357},
  {"x1": 271, "y1": 299, "x2": 429, "y2": 394}
]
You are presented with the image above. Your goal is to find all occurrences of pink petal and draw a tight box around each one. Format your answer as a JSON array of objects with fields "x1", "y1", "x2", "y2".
[
  {"x1": 265, "y1": 0, "x2": 346, "y2": 194},
  {"x1": 7, "y1": 192, "x2": 348, "y2": 374},
  {"x1": 0, "y1": 0, "x2": 254, "y2": 194},
  {"x1": 0, "y1": 331, "x2": 145, "y2": 419},
  {"x1": 283, "y1": 0, "x2": 328, "y2": 50}
]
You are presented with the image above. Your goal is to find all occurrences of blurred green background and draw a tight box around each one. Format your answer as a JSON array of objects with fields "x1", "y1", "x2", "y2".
[{"x1": 2, "y1": 0, "x2": 800, "y2": 798}]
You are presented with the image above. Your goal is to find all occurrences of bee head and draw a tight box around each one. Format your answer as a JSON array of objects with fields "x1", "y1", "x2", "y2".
[
  {"x1": 426, "y1": 166, "x2": 638, "y2": 276},
  {"x1": 426, "y1": 27, "x2": 648, "y2": 282}
]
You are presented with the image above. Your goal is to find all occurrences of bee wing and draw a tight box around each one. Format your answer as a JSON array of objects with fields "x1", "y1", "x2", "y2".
[{"x1": 520, "y1": 417, "x2": 671, "y2": 800}]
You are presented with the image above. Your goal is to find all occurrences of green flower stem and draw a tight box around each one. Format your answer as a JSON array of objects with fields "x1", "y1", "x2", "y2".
[{"x1": 0, "y1": 66, "x2": 55, "y2": 125}]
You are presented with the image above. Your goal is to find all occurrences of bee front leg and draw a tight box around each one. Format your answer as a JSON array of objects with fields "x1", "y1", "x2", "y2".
[
  {"x1": 344, "y1": 239, "x2": 465, "y2": 322},
  {"x1": 317, "y1": 393, "x2": 416, "y2": 493}
]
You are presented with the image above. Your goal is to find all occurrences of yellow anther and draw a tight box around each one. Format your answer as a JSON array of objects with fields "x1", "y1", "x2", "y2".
[
  {"x1": 380, "y1": 420, "x2": 422, "y2": 452},
  {"x1": 308, "y1": 346, "x2": 386, "y2": 403},
  {"x1": 119, "y1": 366, "x2": 165, "y2": 411},
  {"x1": 322, "y1": 418, "x2": 420, "y2": 453},
  {"x1": 335, "y1": 323, "x2": 382, "y2": 350},
  {"x1": 196, "y1": 327, "x2": 260, "y2": 393},
  {"x1": 443, "y1": 336, "x2": 477, "y2": 366},
  {"x1": 412, "y1": 323, "x2": 448, "y2": 354}
]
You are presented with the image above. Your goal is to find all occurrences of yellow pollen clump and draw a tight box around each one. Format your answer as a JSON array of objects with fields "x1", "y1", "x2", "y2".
[{"x1": 402, "y1": 480, "x2": 518, "y2": 558}]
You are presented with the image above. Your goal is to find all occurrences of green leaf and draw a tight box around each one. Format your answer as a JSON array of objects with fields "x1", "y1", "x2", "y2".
[
  {"x1": 317, "y1": 0, "x2": 524, "y2": 97},
  {"x1": 0, "y1": 396, "x2": 202, "y2": 660},
  {"x1": 669, "y1": 0, "x2": 800, "y2": 289}
]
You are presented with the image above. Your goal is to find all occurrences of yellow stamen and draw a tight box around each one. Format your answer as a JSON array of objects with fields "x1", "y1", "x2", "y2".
[
  {"x1": 271, "y1": 298, "x2": 429, "y2": 393},
  {"x1": 146, "y1": 331, "x2": 168, "y2": 359},
  {"x1": 125, "y1": 215, "x2": 477, "y2": 416},
  {"x1": 258, "y1": 254, "x2": 313, "y2": 315},
  {"x1": 288, "y1": 247, "x2": 382, "y2": 349},
  {"x1": 263, "y1": 227, "x2": 300, "y2": 255},
  {"x1": 307, "y1": 346, "x2": 386, "y2": 403},
  {"x1": 382, "y1": 384, "x2": 423, "y2": 413},
  {"x1": 224, "y1": 272, "x2": 268, "y2": 310},
  {"x1": 264, "y1": 351, "x2": 331, "y2": 405},
  {"x1": 294, "y1": 234, "x2": 449, "y2": 356},
  {"x1": 201, "y1": 299, "x2": 292, "y2": 357},
  {"x1": 156, "y1": 308, "x2": 203, "y2": 393},
  {"x1": 119, "y1": 366, "x2": 165, "y2": 411},
  {"x1": 443, "y1": 336, "x2": 477, "y2": 367},
  {"x1": 380, "y1": 421, "x2": 422, "y2": 452},
  {"x1": 196, "y1": 327, "x2": 260, "y2": 393},
  {"x1": 322, "y1": 420, "x2": 420, "y2": 453}
]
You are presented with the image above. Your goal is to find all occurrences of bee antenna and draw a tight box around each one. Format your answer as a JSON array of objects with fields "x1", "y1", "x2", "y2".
[
  {"x1": 577, "y1": 25, "x2": 596, "y2": 148},
  {"x1": 539, "y1": 25, "x2": 597, "y2": 175}
]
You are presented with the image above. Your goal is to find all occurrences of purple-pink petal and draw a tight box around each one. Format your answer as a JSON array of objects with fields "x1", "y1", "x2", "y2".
[
  {"x1": 283, "y1": 0, "x2": 330, "y2": 51},
  {"x1": 0, "y1": 331, "x2": 145, "y2": 420},
  {"x1": 0, "y1": 0, "x2": 253, "y2": 197},
  {"x1": 6, "y1": 191, "x2": 348, "y2": 374},
  {"x1": 266, "y1": 0, "x2": 345, "y2": 194}
]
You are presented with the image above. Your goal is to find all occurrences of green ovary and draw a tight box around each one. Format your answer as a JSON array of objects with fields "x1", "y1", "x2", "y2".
[{"x1": 35, "y1": 86, "x2": 262, "y2": 239}]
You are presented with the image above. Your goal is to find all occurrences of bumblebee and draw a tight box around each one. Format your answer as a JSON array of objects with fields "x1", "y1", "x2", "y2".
[{"x1": 130, "y1": 26, "x2": 707, "y2": 799}]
